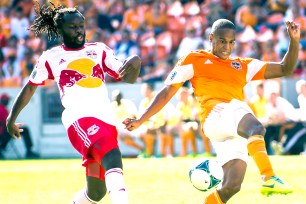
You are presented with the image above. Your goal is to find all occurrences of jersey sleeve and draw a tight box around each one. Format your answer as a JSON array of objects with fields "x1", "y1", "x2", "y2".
[
  {"x1": 101, "y1": 43, "x2": 123, "y2": 79},
  {"x1": 28, "y1": 51, "x2": 51, "y2": 85},
  {"x1": 245, "y1": 58, "x2": 267, "y2": 82},
  {"x1": 164, "y1": 55, "x2": 194, "y2": 87}
]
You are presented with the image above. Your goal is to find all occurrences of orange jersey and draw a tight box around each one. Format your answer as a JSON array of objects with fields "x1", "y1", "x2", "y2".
[{"x1": 164, "y1": 50, "x2": 267, "y2": 124}]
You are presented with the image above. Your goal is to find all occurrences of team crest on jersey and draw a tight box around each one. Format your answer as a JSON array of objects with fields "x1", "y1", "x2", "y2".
[
  {"x1": 87, "y1": 124, "x2": 100, "y2": 136},
  {"x1": 86, "y1": 50, "x2": 97, "y2": 59},
  {"x1": 231, "y1": 61, "x2": 242, "y2": 70},
  {"x1": 169, "y1": 71, "x2": 177, "y2": 81}
]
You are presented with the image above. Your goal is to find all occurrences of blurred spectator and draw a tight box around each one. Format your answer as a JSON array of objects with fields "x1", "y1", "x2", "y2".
[
  {"x1": 120, "y1": 0, "x2": 146, "y2": 33},
  {"x1": 296, "y1": 79, "x2": 306, "y2": 121},
  {"x1": 139, "y1": 60, "x2": 172, "y2": 83},
  {"x1": 275, "y1": 24, "x2": 290, "y2": 59},
  {"x1": 0, "y1": 8, "x2": 12, "y2": 43},
  {"x1": 176, "y1": 87, "x2": 199, "y2": 157},
  {"x1": 0, "y1": 93, "x2": 39, "y2": 159},
  {"x1": 25, "y1": 31, "x2": 47, "y2": 57},
  {"x1": 235, "y1": 0, "x2": 267, "y2": 33},
  {"x1": 143, "y1": 2, "x2": 167, "y2": 36},
  {"x1": 85, "y1": 16, "x2": 102, "y2": 42},
  {"x1": 11, "y1": 0, "x2": 34, "y2": 18},
  {"x1": 114, "y1": 29, "x2": 140, "y2": 61},
  {"x1": 10, "y1": 7, "x2": 30, "y2": 40},
  {"x1": 248, "y1": 82, "x2": 268, "y2": 122},
  {"x1": 111, "y1": 89, "x2": 144, "y2": 155},
  {"x1": 96, "y1": 0, "x2": 116, "y2": 32},
  {"x1": 175, "y1": 25, "x2": 204, "y2": 61},
  {"x1": 261, "y1": 40, "x2": 280, "y2": 62},
  {"x1": 264, "y1": 91, "x2": 299, "y2": 154},
  {"x1": 137, "y1": 82, "x2": 160, "y2": 158},
  {"x1": 246, "y1": 40, "x2": 263, "y2": 58},
  {"x1": 1, "y1": 49, "x2": 22, "y2": 87},
  {"x1": 2, "y1": 35, "x2": 26, "y2": 62},
  {"x1": 264, "y1": 0, "x2": 288, "y2": 32},
  {"x1": 200, "y1": 0, "x2": 227, "y2": 27},
  {"x1": 20, "y1": 48, "x2": 35, "y2": 85}
]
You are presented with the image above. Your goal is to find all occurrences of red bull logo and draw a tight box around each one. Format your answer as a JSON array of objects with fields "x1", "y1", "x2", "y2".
[
  {"x1": 59, "y1": 70, "x2": 87, "y2": 93},
  {"x1": 59, "y1": 58, "x2": 104, "y2": 95}
]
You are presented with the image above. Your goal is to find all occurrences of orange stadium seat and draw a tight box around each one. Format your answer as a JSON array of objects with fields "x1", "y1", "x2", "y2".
[
  {"x1": 166, "y1": 16, "x2": 185, "y2": 50},
  {"x1": 156, "y1": 31, "x2": 173, "y2": 60},
  {"x1": 139, "y1": 31, "x2": 156, "y2": 65}
]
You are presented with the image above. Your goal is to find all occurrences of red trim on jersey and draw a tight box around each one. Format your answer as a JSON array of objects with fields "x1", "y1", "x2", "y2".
[
  {"x1": 45, "y1": 61, "x2": 55, "y2": 80},
  {"x1": 101, "y1": 50, "x2": 120, "y2": 80},
  {"x1": 61, "y1": 44, "x2": 85, "y2": 51},
  {"x1": 28, "y1": 80, "x2": 45, "y2": 86}
]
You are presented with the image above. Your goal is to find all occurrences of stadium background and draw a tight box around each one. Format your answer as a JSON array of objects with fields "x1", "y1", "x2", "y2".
[{"x1": 0, "y1": 0, "x2": 305, "y2": 158}]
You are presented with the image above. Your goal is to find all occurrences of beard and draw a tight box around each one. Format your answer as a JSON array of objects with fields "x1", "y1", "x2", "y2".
[{"x1": 62, "y1": 32, "x2": 86, "y2": 49}]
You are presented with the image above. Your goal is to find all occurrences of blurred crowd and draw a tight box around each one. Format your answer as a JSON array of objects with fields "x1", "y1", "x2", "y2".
[
  {"x1": 0, "y1": 0, "x2": 306, "y2": 158},
  {"x1": 0, "y1": 0, "x2": 306, "y2": 86}
]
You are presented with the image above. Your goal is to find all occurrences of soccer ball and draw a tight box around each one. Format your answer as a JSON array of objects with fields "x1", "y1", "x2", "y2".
[{"x1": 189, "y1": 159, "x2": 224, "y2": 192}]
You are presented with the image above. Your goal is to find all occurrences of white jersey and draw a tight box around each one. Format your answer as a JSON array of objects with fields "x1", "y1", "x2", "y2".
[{"x1": 29, "y1": 43, "x2": 123, "y2": 129}]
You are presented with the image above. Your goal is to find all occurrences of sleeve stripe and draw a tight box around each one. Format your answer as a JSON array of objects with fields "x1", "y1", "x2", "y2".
[
  {"x1": 45, "y1": 61, "x2": 55, "y2": 80},
  {"x1": 165, "y1": 64, "x2": 194, "y2": 85},
  {"x1": 246, "y1": 59, "x2": 266, "y2": 82}
]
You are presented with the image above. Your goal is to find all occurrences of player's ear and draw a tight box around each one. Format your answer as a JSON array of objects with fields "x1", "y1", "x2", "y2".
[{"x1": 209, "y1": 33, "x2": 213, "y2": 42}]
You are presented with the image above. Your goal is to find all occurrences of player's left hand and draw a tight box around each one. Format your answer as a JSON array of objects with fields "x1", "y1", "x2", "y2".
[
  {"x1": 122, "y1": 118, "x2": 142, "y2": 131},
  {"x1": 285, "y1": 21, "x2": 300, "y2": 42},
  {"x1": 6, "y1": 122, "x2": 24, "y2": 140}
]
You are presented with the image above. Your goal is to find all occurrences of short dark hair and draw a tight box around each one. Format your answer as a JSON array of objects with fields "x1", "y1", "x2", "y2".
[
  {"x1": 211, "y1": 19, "x2": 236, "y2": 35},
  {"x1": 29, "y1": 1, "x2": 84, "y2": 39}
]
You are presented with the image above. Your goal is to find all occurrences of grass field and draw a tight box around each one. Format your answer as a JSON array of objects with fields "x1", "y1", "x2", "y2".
[{"x1": 0, "y1": 156, "x2": 305, "y2": 204}]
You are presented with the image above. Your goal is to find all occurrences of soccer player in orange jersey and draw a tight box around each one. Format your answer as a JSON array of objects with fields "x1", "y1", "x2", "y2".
[{"x1": 124, "y1": 19, "x2": 300, "y2": 203}]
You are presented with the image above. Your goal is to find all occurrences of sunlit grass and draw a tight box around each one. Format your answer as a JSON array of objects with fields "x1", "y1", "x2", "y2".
[{"x1": 0, "y1": 156, "x2": 305, "y2": 204}]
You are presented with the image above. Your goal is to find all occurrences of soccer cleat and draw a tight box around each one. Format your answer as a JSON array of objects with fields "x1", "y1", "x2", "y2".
[{"x1": 260, "y1": 176, "x2": 293, "y2": 196}]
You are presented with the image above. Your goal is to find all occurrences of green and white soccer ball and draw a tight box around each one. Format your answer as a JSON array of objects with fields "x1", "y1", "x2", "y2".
[{"x1": 189, "y1": 159, "x2": 224, "y2": 192}]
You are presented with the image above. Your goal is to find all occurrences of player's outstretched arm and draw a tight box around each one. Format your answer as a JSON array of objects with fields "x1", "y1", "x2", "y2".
[
  {"x1": 264, "y1": 21, "x2": 300, "y2": 79},
  {"x1": 123, "y1": 85, "x2": 180, "y2": 131},
  {"x1": 6, "y1": 83, "x2": 37, "y2": 139},
  {"x1": 118, "y1": 55, "x2": 141, "y2": 83}
]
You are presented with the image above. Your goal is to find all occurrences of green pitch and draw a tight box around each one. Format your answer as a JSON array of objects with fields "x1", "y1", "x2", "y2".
[{"x1": 0, "y1": 156, "x2": 305, "y2": 204}]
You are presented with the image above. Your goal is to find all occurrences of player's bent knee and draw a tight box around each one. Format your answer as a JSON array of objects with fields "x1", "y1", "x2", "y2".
[
  {"x1": 87, "y1": 177, "x2": 107, "y2": 201},
  {"x1": 87, "y1": 189, "x2": 106, "y2": 202},
  {"x1": 102, "y1": 148, "x2": 123, "y2": 171},
  {"x1": 238, "y1": 121, "x2": 265, "y2": 138},
  {"x1": 250, "y1": 122, "x2": 266, "y2": 136}
]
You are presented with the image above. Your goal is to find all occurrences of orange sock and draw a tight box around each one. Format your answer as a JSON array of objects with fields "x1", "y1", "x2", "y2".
[
  {"x1": 203, "y1": 190, "x2": 224, "y2": 204},
  {"x1": 247, "y1": 136, "x2": 275, "y2": 181}
]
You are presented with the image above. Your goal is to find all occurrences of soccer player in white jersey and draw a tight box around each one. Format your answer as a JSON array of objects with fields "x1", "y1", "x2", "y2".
[{"x1": 6, "y1": 2, "x2": 141, "y2": 204}]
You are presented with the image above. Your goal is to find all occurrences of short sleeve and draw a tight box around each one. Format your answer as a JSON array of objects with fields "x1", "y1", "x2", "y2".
[
  {"x1": 164, "y1": 55, "x2": 194, "y2": 86},
  {"x1": 28, "y1": 51, "x2": 50, "y2": 85},
  {"x1": 102, "y1": 44, "x2": 123, "y2": 73}
]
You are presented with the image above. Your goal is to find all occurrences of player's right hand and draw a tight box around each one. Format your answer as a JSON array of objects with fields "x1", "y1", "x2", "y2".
[
  {"x1": 122, "y1": 118, "x2": 141, "y2": 131},
  {"x1": 6, "y1": 122, "x2": 24, "y2": 140}
]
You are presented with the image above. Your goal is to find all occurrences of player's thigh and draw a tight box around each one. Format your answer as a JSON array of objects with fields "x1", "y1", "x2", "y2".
[
  {"x1": 212, "y1": 137, "x2": 248, "y2": 167},
  {"x1": 203, "y1": 99, "x2": 253, "y2": 142}
]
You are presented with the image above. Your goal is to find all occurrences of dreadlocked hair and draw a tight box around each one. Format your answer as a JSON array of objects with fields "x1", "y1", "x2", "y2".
[{"x1": 29, "y1": 1, "x2": 84, "y2": 40}]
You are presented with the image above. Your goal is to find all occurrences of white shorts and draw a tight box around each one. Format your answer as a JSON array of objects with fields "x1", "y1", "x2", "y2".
[{"x1": 203, "y1": 99, "x2": 254, "y2": 166}]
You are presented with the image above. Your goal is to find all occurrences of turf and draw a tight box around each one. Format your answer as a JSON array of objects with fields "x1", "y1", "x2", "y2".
[{"x1": 0, "y1": 156, "x2": 305, "y2": 204}]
